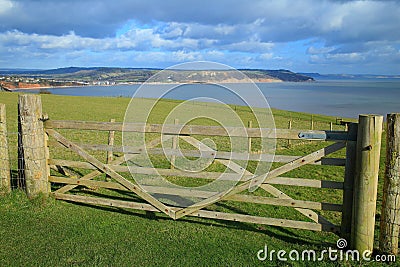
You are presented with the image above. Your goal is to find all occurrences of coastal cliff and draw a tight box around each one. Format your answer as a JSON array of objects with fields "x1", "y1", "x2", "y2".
[
  {"x1": 0, "y1": 67, "x2": 314, "y2": 90},
  {"x1": 0, "y1": 79, "x2": 85, "y2": 90}
]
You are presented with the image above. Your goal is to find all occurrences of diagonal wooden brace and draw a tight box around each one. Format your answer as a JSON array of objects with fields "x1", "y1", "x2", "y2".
[
  {"x1": 174, "y1": 141, "x2": 345, "y2": 220},
  {"x1": 53, "y1": 135, "x2": 171, "y2": 194},
  {"x1": 47, "y1": 129, "x2": 177, "y2": 218}
]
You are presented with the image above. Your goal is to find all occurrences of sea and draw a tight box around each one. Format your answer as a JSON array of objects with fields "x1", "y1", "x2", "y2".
[{"x1": 17, "y1": 79, "x2": 400, "y2": 119}]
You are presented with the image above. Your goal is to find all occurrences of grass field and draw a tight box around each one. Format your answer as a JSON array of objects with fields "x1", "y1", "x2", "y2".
[{"x1": 0, "y1": 91, "x2": 395, "y2": 266}]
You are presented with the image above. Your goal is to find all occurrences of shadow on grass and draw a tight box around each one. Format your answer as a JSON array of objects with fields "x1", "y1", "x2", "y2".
[{"x1": 60, "y1": 189, "x2": 333, "y2": 248}]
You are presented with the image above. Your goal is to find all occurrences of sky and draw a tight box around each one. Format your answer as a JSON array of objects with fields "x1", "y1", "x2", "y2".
[{"x1": 0, "y1": 0, "x2": 399, "y2": 74}]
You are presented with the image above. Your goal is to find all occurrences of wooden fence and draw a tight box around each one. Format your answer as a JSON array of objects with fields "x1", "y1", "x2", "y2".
[
  {"x1": 0, "y1": 103, "x2": 11, "y2": 193},
  {"x1": 0, "y1": 95, "x2": 386, "y2": 254}
]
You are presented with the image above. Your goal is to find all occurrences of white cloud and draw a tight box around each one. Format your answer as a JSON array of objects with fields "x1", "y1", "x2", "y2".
[
  {"x1": 0, "y1": 30, "x2": 114, "y2": 51},
  {"x1": 0, "y1": 23, "x2": 277, "y2": 55},
  {"x1": 172, "y1": 50, "x2": 202, "y2": 62},
  {"x1": 327, "y1": 52, "x2": 365, "y2": 63},
  {"x1": 0, "y1": 0, "x2": 14, "y2": 15},
  {"x1": 309, "y1": 40, "x2": 400, "y2": 67},
  {"x1": 259, "y1": 53, "x2": 273, "y2": 60},
  {"x1": 307, "y1": 46, "x2": 335, "y2": 55},
  {"x1": 223, "y1": 40, "x2": 274, "y2": 53}
]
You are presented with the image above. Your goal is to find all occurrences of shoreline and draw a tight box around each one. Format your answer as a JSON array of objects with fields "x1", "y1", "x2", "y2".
[
  {"x1": 8, "y1": 85, "x2": 87, "y2": 91},
  {"x1": 7, "y1": 79, "x2": 285, "y2": 91}
]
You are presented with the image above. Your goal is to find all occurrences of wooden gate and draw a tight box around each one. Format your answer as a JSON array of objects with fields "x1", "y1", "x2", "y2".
[{"x1": 15, "y1": 95, "x2": 383, "y2": 253}]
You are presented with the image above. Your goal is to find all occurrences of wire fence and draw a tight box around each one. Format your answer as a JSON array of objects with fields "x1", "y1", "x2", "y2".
[
  {"x1": 0, "y1": 131, "x2": 24, "y2": 191},
  {"x1": 137, "y1": 97, "x2": 350, "y2": 129},
  {"x1": 0, "y1": 92, "x2": 351, "y2": 197},
  {"x1": 0, "y1": 108, "x2": 349, "y2": 194}
]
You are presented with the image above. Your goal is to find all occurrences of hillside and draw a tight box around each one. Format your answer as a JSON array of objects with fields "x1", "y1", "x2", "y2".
[
  {"x1": 0, "y1": 67, "x2": 314, "y2": 86},
  {"x1": 301, "y1": 72, "x2": 400, "y2": 80}
]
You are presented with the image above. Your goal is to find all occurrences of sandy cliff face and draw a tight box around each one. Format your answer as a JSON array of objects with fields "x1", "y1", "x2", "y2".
[
  {"x1": 0, "y1": 81, "x2": 84, "y2": 90},
  {"x1": 0, "y1": 82, "x2": 43, "y2": 89}
]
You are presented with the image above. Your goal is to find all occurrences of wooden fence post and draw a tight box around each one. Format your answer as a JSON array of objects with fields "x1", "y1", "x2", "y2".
[
  {"x1": 341, "y1": 123, "x2": 358, "y2": 241},
  {"x1": 287, "y1": 119, "x2": 292, "y2": 147},
  {"x1": 170, "y1": 119, "x2": 178, "y2": 169},
  {"x1": 351, "y1": 114, "x2": 383, "y2": 252},
  {"x1": 107, "y1": 119, "x2": 115, "y2": 164},
  {"x1": 380, "y1": 113, "x2": 400, "y2": 254},
  {"x1": 106, "y1": 119, "x2": 115, "y2": 181},
  {"x1": 0, "y1": 103, "x2": 11, "y2": 193},
  {"x1": 310, "y1": 115, "x2": 314, "y2": 130},
  {"x1": 248, "y1": 120, "x2": 252, "y2": 152},
  {"x1": 18, "y1": 94, "x2": 49, "y2": 198}
]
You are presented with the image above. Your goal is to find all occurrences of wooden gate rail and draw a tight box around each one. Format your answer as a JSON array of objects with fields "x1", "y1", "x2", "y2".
[
  {"x1": 44, "y1": 120, "x2": 357, "y2": 141},
  {"x1": 48, "y1": 176, "x2": 342, "y2": 211},
  {"x1": 53, "y1": 192, "x2": 338, "y2": 232},
  {"x1": 47, "y1": 159, "x2": 343, "y2": 189},
  {"x1": 46, "y1": 141, "x2": 346, "y2": 166},
  {"x1": 14, "y1": 95, "x2": 383, "y2": 254}
]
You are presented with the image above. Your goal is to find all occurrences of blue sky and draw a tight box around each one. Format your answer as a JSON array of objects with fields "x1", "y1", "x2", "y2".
[{"x1": 0, "y1": 0, "x2": 399, "y2": 74}]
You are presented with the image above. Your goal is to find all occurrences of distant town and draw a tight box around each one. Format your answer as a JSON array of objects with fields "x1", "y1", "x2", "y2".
[{"x1": 0, "y1": 76, "x2": 122, "y2": 90}]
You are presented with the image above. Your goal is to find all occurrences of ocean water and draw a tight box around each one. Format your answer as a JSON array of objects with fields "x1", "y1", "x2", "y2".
[{"x1": 20, "y1": 79, "x2": 400, "y2": 118}]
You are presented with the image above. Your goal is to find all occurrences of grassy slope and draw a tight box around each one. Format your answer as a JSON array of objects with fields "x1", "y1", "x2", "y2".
[{"x1": 0, "y1": 92, "x2": 393, "y2": 266}]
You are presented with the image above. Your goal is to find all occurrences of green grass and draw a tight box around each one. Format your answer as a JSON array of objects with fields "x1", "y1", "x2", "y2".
[{"x1": 0, "y1": 92, "x2": 395, "y2": 266}]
